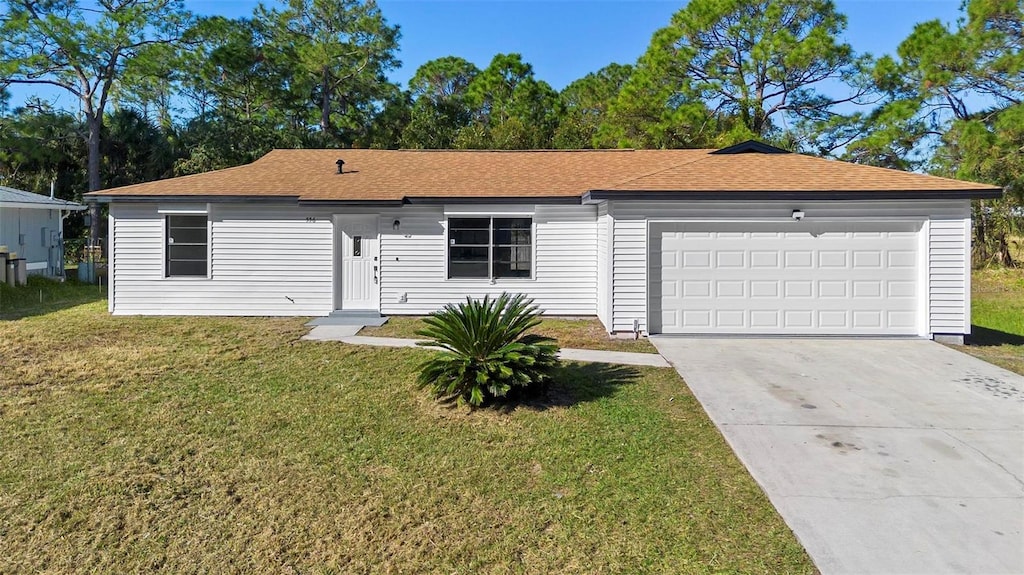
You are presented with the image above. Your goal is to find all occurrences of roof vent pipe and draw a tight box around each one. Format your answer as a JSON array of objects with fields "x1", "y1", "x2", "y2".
[{"x1": 336, "y1": 159, "x2": 345, "y2": 174}]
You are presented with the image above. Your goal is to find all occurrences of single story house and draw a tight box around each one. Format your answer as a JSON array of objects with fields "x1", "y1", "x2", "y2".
[
  {"x1": 1, "y1": 185, "x2": 86, "y2": 276},
  {"x1": 86, "y1": 141, "x2": 1001, "y2": 342}
]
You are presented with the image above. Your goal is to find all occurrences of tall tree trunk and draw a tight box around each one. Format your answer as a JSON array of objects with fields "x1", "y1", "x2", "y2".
[
  {"x1": 320, "y1": 67, "x2": 332, "y2": 133},
  {"x1": 87, "y1": 111, "x2": 102, "y2": 248}
]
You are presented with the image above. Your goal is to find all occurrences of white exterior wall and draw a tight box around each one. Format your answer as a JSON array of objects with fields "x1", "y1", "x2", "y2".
[
  {"x1": 929, "y1": 216, "x2": 972, "y2": 334},
  {"x1": 0, "y1": 206, "x2": 61, "y2": 273},
  {"x1": 607, "y1": 199, "x2": 971, "y2": 336},
  {"x1": 110, "y1": 203, "x2": 334, "y2": 315},
  {"x1": 595, "y1": 202, "x2": 611, "y2": 329},
  {"x1": 377, "y1": 204, "x2": 597, "y2": 316},
  {"x1": 109, "y1": 198, "x2": 971, "y2": 335},
  {"x1": 109, "y1": 202, "x2": 598, "y2": 317}
]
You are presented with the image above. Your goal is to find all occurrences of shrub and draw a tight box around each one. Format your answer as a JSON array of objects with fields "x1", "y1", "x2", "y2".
[{"x1": 415, "y1": 293, "x2": 560, "y2": 407}]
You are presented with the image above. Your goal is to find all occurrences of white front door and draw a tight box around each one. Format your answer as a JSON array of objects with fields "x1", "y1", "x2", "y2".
[
  {"x1": 335, "y1": 215, "x2": 379, "y2": 310},
  {"x1": 649, "y1": 221, "x2": 922, "y2": 335}
]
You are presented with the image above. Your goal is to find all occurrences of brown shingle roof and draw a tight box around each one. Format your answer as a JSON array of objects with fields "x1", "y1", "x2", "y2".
[{"x1": 87, "y1": 147, "x2": 1001, "y2": 202}]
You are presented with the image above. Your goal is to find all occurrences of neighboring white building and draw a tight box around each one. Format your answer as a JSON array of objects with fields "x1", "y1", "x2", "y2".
[
  {"x1": 86, "y1": 141, "x2": 1002, "y2": 342},
  {"x1": 0, "y1": 186, "x2": 86, "y2": 276}
]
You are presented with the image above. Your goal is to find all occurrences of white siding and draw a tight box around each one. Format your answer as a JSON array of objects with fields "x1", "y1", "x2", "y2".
[
  {"x1": 595, "y1": 202, "x2": 611, "y2": 330},
  {"x1": 607, "y1": 199, "x2": 971, "y2": 336},
  {"x1": 110, "y1": 203, "x2": 333, "y2": 315},
  {"x1": 929, "y1": 215, "x2": 971, "y2": 333},
  {"x1": 110, "y1": 202, "x2": 599, "y2": 317},
  {"x1": 378, "y1": 204, "x2": 597, "y2": 315}
]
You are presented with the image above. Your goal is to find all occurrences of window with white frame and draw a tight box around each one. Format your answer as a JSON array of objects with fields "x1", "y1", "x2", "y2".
[
  {"x1": 166, "y1": 215, "x2": 208, "y2": 277},
  {"x1": 448, "y1": 217, "x2": 532, "y2": 279}
]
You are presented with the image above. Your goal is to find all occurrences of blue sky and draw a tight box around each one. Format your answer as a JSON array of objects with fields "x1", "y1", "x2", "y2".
[
  {"x1": 7, "y1": 0, "x2": 965, "y2": 108},
  {"x1": 193, "y1": 0, "x2": 965, "y2": 90}
]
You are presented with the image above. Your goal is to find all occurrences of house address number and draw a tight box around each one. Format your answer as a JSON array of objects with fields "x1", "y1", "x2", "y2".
[{"x1": 306, "y1": 217, "x2": 317, "y2": 223}]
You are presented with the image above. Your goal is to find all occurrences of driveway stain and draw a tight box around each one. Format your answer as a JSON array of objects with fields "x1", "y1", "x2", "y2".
[
  {"x1": 955, "y1": 373, "x2": 1023, "y2": 401},
  {"x1": 816, "y1": 433, "x2": 863, "y2": 455}
]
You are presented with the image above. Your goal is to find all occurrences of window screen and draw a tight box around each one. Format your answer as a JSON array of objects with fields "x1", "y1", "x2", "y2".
[{"x1": 166, "y1": 215, "x2": 208, "y2": 277}]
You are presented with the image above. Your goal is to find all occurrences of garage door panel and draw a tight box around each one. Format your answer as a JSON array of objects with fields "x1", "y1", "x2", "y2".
[{"x1": 651, "y1": 221, "x2": 921, "y2": 335}]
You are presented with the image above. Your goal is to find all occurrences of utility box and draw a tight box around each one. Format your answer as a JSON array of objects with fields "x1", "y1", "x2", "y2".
[{"x1": 0, "y1": 246, "x2": 7, "y2": 284}]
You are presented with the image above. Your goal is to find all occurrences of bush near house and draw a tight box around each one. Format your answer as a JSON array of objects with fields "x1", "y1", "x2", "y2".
[{"x1": 416, "y1": 293, "x2": 560, "y2": 407}]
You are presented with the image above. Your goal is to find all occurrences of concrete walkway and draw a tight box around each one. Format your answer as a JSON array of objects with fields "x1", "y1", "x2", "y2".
[
  {"x1": 302, "y1": 325, "x2": 669, "y2": 367},
  {"x1": 651, "y1": 337, "x2": 1024, "y2": 575}
]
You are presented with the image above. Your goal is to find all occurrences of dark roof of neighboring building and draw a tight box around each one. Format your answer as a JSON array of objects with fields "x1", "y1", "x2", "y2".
[{"x1": 84, "y1": 142, "x2": 1003, "y2": 203}]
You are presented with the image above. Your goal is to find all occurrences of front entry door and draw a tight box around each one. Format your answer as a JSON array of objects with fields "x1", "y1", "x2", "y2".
[{"x1": 335, "y1": 215, "x2": 379, "y2": 310}]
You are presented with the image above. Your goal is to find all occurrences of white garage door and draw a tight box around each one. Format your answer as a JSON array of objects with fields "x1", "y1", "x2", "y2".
[{"x1": 650, "y1": 221, "x2": 921, "y2": 335}]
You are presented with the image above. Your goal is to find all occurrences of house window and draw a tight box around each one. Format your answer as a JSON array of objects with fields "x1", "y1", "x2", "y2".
[
  {"x1": 166, "y1": 215, "x2": 208, "y2": 277},
  {"x1": 448, "y1": 217, "x2": 532, "y2": 279}
]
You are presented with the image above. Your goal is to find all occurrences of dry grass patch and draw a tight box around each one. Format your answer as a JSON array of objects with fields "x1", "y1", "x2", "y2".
[
  {"x1": 953, "y1": 268, "x2": 1024, "y2": 375},
  {"x1": 0, "y1": 293, "x2": 813, "y2": 573},
  {"x1": 362, "y1": 315, "x2": 657, "y2": 354}
]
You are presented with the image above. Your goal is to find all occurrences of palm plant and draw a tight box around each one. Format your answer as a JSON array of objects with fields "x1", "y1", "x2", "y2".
[{"x1": 415, "y1": 293, "x2": 560, "y2": 407}]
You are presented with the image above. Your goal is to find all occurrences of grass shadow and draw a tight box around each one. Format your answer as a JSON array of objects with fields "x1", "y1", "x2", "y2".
[
  {"x1": 967, "y1": 325, "x2": 1024, "y2": 347},
  {"x1": 0, "y1": 278, "x2": 106, "y2": 320},
  {"x1": 494, "y1": 362, "x2": 642, "y2": 412}
]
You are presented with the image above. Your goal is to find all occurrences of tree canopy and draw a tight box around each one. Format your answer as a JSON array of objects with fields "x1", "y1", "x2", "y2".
[{"x1": 0, "y1": 0, "x2": 1020, "y2": 263}]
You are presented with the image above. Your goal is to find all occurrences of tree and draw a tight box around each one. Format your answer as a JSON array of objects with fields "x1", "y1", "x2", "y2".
[
  {"x1": 607, "y1": 0, "x2": 868, "y2": 149},
  {"x1": 172, "y1": 15, "x2": 304, "y2": 172},
  {"x1": 456, "y1": 53, "x2": 560, "y2": 149},
  {"x1": 400, "y1": 56, "x2": 479, "y2": 148},
  {"x1": 554, "y1": 63, "x2": 632, "y2": 148},
  {"x1": 847, "y1": 0, "x2": 1022, "y2": 166},
  {"x1": 850, "y1": 0, "x2": 1022, "y2": 265},
  {"x1": 102, "y1": 107, "x2": 175, "y2": 189},
  {"x1": 0, "y1": 0, "x2": 193, "y2": 244},
  {"x1": 0, "y1": 100, "x2": 87, "y2": 200},
  {"x1": 260, "y1": 0, "x2": 401, "y2": 145}
]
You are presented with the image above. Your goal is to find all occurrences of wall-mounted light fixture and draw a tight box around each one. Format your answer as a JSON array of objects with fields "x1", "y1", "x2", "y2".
[
  {"x1": 392, "y1": 219, "x2": 401, "y2": 231},
  {"x1": 791, "y1": 209, "x2": 805, "y2": 221}
]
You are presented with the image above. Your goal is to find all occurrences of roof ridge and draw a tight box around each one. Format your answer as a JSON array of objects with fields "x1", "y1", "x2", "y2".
[
  {"x1": 602, "y1": 150, "x2": 714, "y2": 189},
  {"x1": 269, "y1": 148, "x2": 645, "y2": 153}
]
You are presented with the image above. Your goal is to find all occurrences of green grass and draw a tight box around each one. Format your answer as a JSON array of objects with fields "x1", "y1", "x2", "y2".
[
  {"x1": 0, "y1": 290, "x2": 813, "y2": 574},
  {"x1": 0, "y1": 276, "x2": 105, "y2": 320},
  {"x1": 956, "y1": 268, "x2": 1024, "y2": 375},
  {"x1": 363, "y1": 315, "x2": 658, "y2": 354}
]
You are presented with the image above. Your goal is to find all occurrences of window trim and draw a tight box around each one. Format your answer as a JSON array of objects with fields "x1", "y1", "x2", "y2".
[
  {"x1": 445, "y1": 216, "x2": 536, "y2": 282},
  {"x1": 164, "y1": 212, "x2": 211, "y2": 279}
]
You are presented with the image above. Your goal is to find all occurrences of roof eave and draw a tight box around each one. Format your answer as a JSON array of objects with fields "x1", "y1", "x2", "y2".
[
  {"x1": 0, "y1": 201, "x2": 87, "y2": 210},
  {"x1": 86, "y1": 194, "x2": 302, "y2": 204},
  {"x1": 584, "y1": 189, "x2": 1004, "y2": 201}
]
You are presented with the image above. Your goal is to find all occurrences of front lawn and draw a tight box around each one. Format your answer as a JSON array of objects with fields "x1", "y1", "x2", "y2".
[
  {"x1": 957, "y1": 268, "x2": 1024, "y2": 375},
  {"x1": 0, "y1": 292, "x2": 813, "y2": 573},
  {"x1": 362, "y1": 315, "x2": 658, "y2": 353}
]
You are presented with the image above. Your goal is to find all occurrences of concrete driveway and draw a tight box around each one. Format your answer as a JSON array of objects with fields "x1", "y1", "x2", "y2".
[{"x1": 650, "y1": 337, "x2": 1024, "y2": 575}]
